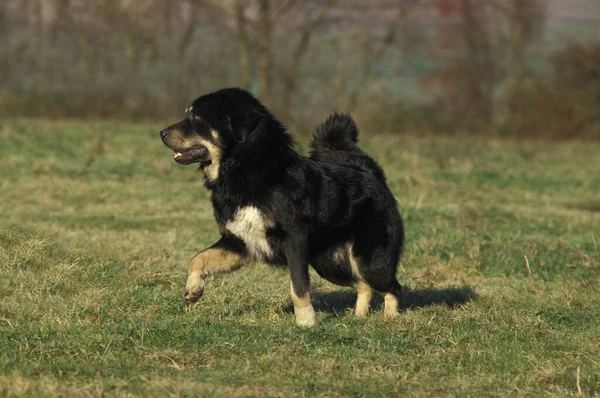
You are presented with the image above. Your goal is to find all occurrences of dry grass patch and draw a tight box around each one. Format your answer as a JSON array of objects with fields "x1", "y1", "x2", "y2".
[{"x1": 0, "y1": 120, "x2": 598, "y2": 396}]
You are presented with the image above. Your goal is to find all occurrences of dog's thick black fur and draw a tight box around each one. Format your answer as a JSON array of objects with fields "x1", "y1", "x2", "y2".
[{"x1": 160, "y1": 88, "x2": 404, "y2": 326}]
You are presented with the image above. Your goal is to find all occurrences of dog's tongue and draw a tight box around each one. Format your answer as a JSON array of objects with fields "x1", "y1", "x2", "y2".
[{"x1": 172, "y1": 146, "x2": 209, "y2": 165}]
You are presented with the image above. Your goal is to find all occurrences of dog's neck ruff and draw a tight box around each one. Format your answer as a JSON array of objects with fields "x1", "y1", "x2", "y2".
[{"x1": 205, "y1": 123, "x2": 297, "y2": 193}]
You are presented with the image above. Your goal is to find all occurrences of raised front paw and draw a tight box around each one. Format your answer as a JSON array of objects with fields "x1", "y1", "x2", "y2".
[
  {"x1": 184, "y1": 271, "x2": 206, "y2": 308},
  {"x1": 184, "y1": 288, "x2": 204, "y2": 307}
]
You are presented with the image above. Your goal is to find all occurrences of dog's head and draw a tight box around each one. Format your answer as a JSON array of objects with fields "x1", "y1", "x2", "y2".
[{"x1": 159, "y1": 88, "x2": 262, "y2": 179}]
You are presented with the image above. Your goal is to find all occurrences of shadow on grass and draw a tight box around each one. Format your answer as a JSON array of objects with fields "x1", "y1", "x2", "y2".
[{"x1": 284, "y1": 285, "x2": 476, "y2": 316}]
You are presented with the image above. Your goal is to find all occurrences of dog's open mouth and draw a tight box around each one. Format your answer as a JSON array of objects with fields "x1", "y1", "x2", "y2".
[{"x1": 172, "y1": 146, "x2": 209, "y2": 165}]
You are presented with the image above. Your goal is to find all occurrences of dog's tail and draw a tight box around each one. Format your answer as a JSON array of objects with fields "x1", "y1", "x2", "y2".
[
  {"x1": 310, "y1": 113, "x2": 387, "y2": 181},
  {"x1": 309, "y1": 113, "x2": 361, "y2": 162}
]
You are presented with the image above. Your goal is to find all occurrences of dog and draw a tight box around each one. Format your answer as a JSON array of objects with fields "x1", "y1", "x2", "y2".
[{"x1": 159, "y1": 88, "x2": 404, "y2": 326}]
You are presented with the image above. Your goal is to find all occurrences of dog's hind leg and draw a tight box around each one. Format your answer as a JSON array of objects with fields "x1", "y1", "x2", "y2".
[
  {"x1": 354, "y1": 250, "x2": 403, "y2": 318},
  {"x1": 383, "y1": 288, "x2": 401, "y2": 318},
  {"x1": 184, "y1": 236, "x2": 248, "y2": 307},
  {"x1": 354, "y1": 281, "x2": 373, "y2": 317},
  {"x1": 352, "y1": 224, "x2": 403, "y2": 318},
  {"x1": 376, "y1": 279, "x2": 402, "y2": 318}
]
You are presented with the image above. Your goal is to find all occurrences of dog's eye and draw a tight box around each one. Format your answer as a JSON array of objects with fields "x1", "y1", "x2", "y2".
[{"x1": 190, "y1": 114, "x2": 201, "y2": 121}]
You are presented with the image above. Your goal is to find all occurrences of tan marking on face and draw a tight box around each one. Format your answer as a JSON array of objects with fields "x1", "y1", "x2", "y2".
[
  {"x1": 290, "y1": 282, "x2": 316, "y2": 327},
  {"x1": 162, "y1": 129, "x2": 202, "y2": 150},
  {"x1": 225, "y1": 206, "x2": 274, "y2": 260},
  {"x1": 383, "y1": 292, "x2": 399, "y2": 318},
  {"x1": 354, "y1": 281, "x2": 373, "y2": 317},
  {"x1": 210, "y1": 129, "x2": 220, "y2": 141},
  {"x1": 165, "y1": 129, "x2": 185, "y2": 146},
  {"x1": 166, "y1": 130, "x2": 222, "y2": 181},
  {"x1": 201, "y1": 139, "x2": 221, "y2": 181}
]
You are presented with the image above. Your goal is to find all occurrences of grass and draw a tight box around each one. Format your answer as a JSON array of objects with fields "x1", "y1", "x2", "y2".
[{"x1": 0, "y1": 119, "x2": 599, "y2": 397}]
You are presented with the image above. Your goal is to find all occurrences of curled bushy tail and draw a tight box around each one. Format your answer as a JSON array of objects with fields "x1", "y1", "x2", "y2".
[
  {"x1": 310, "y1": 113, "x2": 386, "y2": 179},
  {"x1": 310, "y1": 113, "x2": 359, "y2": 154}
]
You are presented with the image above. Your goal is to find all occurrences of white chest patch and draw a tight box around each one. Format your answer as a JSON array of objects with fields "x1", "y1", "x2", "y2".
[{"x1": 225, "y1": 206, "x2": 273, "y2": 260}]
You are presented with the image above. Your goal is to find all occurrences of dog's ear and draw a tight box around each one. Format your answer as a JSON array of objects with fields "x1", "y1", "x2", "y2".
[{"x1": 227, "y1": 106, "x2": 260, "y2": 144}]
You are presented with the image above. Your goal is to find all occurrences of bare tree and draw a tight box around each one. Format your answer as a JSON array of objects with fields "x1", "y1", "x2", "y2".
[
  {"x1": 184, "y1": 0, "x2": 338, "y2": 110},
  {"x1": 459, "y1": 0, "x2": 496, "y2": 123},
  {"x1": 256, "y1": 0, "x2": 272, "y2": 102},
  {"x1": 346, "y1": 23, "x2": 396, "y2": 112},
  {"x1": 425, "y1": 0, "x2": 547, "y2": 129},
  {"x1": 332, "y1": 0, "x2": 422, "y2": 112},
  {"x1": 235, "y1": 0, "x2": 252, "y2": 90},
  {"x1": 279, "y1": 0, "x2": 337, "y2": 121},
  {"x1": 493, "y1": 0, "x2": 546, "y2": 124}
]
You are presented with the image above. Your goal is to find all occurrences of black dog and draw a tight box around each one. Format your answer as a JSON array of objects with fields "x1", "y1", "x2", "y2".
[{"x1": 160, "y1": 88, "x2": 404, "y2": 326}]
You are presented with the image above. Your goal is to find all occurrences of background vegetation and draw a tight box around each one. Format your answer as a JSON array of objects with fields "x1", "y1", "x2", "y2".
[{"x1": 2, "y1": 0, "x2": 600, "y2": 138}]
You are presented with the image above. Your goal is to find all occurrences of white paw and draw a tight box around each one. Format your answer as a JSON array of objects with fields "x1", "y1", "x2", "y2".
[{"x1": 295, "y1": 305, "x2": 317, "y2": 327}]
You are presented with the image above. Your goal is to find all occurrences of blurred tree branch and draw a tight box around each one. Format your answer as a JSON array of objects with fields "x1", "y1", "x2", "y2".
[
  {"x1": 182, "y1": 0, "x2": 338, "y2": 107},
  {"x1": 426, "y1": 0, "x2": 545, "y2": 129},
  {"x1": 279, "y1": 0, "x2": 337, "y2": 121},
  {"x1": 257, "y1": 0, "x2": 272, "y2": 102},
  {"x1": 345, "y1": 0, "x2": 421, "y2": 111},
  {"x1": 235, "y1": 0, "x2": 252, "y2": 90}
]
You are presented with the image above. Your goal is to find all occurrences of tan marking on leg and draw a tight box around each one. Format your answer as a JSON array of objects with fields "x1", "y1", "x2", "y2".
[
  {"x1": 331, "y1": 246, "x2": 347, "y2": 263},
  {"x1": 384, "y1": 292, "x2": 399, "y2": 318},
  {"x1": 290, "y1": 282, "x2": 316, "y2": 327},
  {"x1": 330, "y1": 243, "x2": 362, "y2": 279},
  {"x1": 290, "y1": 284, "x2": 311, "y2": 307},
  {"x1": 346, "y1": 243, "x2": 362, "y2": 280},
  {"x1": 185, "y1": 248, "x2": 247, "y2": 306},
  {"x1": 354, "y1": 281, "x2": 373, "y2": 317}
]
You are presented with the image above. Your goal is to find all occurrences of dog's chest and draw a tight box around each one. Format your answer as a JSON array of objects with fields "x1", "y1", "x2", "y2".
[{"x1": 225, "y1": 206, "x2": 274, "y2": 260}]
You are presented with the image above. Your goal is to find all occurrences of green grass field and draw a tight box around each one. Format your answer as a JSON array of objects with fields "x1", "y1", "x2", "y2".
[{"x1": 1, "y1": 119, "x2": 599, "y2": 397}]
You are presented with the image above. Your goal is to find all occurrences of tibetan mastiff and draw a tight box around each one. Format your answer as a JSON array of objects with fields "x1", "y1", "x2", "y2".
[{"x1": 160, "y1": 88, "x2": 404, "y2": 326}]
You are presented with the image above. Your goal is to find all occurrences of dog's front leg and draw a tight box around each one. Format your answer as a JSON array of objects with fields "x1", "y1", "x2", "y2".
[
  {"x1": 284, "y1": 235, "x2": 316, "y2": 327},
  {"x1": 184, "y1": 236, "x2": 247, "y2": 307}
]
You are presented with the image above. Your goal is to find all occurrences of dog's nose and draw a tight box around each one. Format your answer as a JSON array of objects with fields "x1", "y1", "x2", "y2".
[{"x1": 159, "y1": 129, "x2": 169, "y2": 139}]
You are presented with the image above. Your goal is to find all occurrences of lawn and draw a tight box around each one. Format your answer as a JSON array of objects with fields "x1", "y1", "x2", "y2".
[{"x1": 0, "y1": 119, "x2": 599, "y2": 397}]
